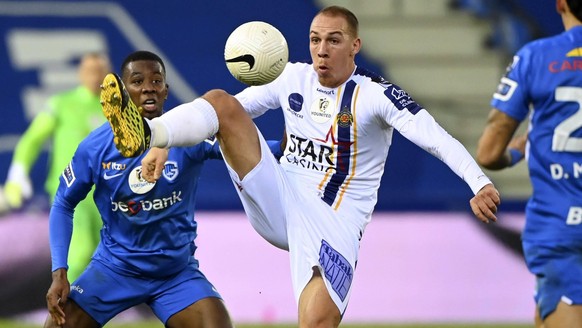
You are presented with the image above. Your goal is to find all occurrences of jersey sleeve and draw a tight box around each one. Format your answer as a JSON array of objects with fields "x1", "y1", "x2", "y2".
[
  {"x1": 378, "y1": 83, "x2": 491, "y2": 194},
  {"x1": 406, "y1": 110, "x2": 491, "y2": 194},
  {"x1": 195, "y1": 135, "x2": 283, "y2": 161},
  {"x1": 490, "y1": 46, "x2": 533, "y2": 121},
  {"x1": 203, "y1": 137, "x2": 223, "y2": 160},
  {"x1": 49, "y1": 140, "x2": 96, "y2": 271},
  {"x1": 184, "y1": 137, "x2": 223, "y2": 161},
  {"x1": 234, "y1": 63, "x2": 288, "y2": 118}
]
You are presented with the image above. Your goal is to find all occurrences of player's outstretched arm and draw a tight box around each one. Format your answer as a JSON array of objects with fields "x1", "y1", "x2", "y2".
[
  {"x1": 477, "y1": 109, "x2": 522, "y2": 170},
  {"x1": 141, "y1": 147, "x2": 169, "y2": 182},
  {"x1": 470, "y1": 183, "x2": 500, "y2": 224},
  {"x1": 45, "y1": 268, "x2": 69, "y2": 326}
]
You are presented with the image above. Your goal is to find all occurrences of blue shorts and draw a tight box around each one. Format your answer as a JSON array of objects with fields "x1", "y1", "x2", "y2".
[
  {"x1": 69, "y1": 258, "x2": 222, "y2": 326},
  {"x1": 523, "y1": 240, "x2": 582, "y2": 320}
]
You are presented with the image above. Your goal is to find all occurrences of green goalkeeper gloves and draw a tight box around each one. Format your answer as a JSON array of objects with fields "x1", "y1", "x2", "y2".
[{"x1": 4, "y1": 163, "x2": 32, "y2": 209}]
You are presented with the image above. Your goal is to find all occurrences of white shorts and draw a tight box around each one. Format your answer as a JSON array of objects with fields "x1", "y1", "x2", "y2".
[{"x1": 224, "y1": 128, "x2": 362, "y2": 315}]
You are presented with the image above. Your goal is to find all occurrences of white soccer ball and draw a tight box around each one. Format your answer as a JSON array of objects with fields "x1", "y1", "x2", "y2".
[{"x1": 224, "y1": 21, "x2": 288, "y2": 86}]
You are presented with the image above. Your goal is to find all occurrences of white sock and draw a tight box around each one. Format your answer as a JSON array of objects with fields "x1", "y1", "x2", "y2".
[{"x1": 148, "y1": 98, "x2": 219, "y2": 148}]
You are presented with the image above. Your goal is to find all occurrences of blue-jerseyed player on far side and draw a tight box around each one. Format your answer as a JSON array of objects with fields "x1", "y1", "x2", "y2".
[
  {"x1": 477, "y1": 0, "x2": 582, "y2": 326},
  {"x1": 44, "y1": 51, "x2": 239, "y2": 328}
]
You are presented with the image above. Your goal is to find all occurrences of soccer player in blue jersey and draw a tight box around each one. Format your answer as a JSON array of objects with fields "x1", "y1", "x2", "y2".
[
  {"x1": 477, "y1": 0, "x2": 582, "y2": 326},
  {"x1": 43, "y1": 51, "x2": 235, "y2": 328}
]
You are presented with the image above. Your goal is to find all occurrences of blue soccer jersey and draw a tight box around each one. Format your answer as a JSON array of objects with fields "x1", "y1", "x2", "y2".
[
  {"x1": 49, "y1": 123, "x2": 222, "y2": 278},
  {"x1": 491, "y1": 26, "x2": 582, "y2": 242}
]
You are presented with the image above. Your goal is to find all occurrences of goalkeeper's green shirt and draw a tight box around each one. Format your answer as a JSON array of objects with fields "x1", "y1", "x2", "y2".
[{"x1": 12, "y1": 86, "x2": 105, "y2": 198}]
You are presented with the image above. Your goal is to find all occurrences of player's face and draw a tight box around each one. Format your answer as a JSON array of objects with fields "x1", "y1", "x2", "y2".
[
  {"x1": 122, "y1": 60, "x2": 168, "y2": 120},
  {"x1": 309, "y1": 14, "x2": 361, "y2": 88}
]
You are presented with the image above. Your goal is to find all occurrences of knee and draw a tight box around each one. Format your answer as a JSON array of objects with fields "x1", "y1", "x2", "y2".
[
  {"x1": 202, "y1": 89, "x2": 248, "y2": 131},
  {"x1": 203, "y1": 89, "x2": 241, "y2": 113}
]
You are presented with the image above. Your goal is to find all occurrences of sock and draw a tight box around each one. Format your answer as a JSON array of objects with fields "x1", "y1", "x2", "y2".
[{"x1": 149, "y1": 98, "x2": 219, "y2": 148}]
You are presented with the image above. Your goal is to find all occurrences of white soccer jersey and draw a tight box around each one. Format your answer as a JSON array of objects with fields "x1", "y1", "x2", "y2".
[
  {"x1": 233, "y1": 62, "x2": 491, "y2": 314},
  {"x1": 237, "y1": 62, "x2": 490, "y2": 220}
]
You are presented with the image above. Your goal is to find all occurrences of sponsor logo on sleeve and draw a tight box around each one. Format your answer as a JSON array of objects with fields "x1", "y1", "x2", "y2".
[
  {"x1": 493, "y1": 77, "x2": 518, "y2": 101},
  {"x1": 62, "y1": 162, "x2": 76, "y2": 187},
  {"x1": 383, "y1": 83, "x2": 422, "y2": 114}
]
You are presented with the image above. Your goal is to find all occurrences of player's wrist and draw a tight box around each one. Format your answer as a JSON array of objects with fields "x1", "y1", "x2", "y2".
[
  {"x1": 507, "y1": 148, "x2": 524, "y2": 167},
  {"x1": 51, "y1": 268, "x2": 68, "y2": 280}
]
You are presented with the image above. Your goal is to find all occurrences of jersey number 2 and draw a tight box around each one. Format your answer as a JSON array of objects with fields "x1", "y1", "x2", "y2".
[{"x1": 554, "y1": 86, "x2": 582, "y2": 152}]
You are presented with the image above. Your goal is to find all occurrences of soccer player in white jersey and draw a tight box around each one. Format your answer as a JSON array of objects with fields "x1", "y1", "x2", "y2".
[
  {"x1": 102, "y1": 6, "x2": 500, "y2": 327},
  {"x1": 477, "y1": 0, "x2": 582, "y2": 326}
]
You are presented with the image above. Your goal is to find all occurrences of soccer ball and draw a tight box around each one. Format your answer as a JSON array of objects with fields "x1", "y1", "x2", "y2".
[{"x1": 224, "y1": 21, "x2": 288, "y2": 86}]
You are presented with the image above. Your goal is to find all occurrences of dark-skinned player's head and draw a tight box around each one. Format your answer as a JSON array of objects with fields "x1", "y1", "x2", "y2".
[{"x1": 120, "y1": 50, "x2": 168, "y2": 119}]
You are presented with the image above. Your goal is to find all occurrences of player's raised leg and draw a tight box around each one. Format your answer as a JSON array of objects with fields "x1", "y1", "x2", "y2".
[
  {"x1": 202, "y1": 89, "x2": 261, "y2": 177},
  {"x1": 105, "y1": 88, "x2": 260, "y2": 185}
]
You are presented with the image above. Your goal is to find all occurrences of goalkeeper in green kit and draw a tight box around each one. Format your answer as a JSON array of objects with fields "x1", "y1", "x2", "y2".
[{"x1": 4, "y1": 52, "x2": 111, "y2": 281}]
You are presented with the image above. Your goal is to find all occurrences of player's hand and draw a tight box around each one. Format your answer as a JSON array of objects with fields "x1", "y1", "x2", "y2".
[
  {"x1": 141, "y1": 147, "x2": 169, "y2": 182},
  {"x1": 5, "y1": 163, "x2": 33, "y2": 209},
  {"x1": 0, "y1": 186, "x2": 11, "y2": 215},
  {"x1": 46, "y1": 268, "x2": 70, "y2": 326},
  {"x1": 470, "y1": 183, "x2": 500, "y2": 224},
  {"x1": 4, "y1": 181, "x2": 25, "y2": 209}
]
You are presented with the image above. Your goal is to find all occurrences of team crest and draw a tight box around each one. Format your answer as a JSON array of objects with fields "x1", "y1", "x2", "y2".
[
  {"x1": 163, "y1": 161, "x2": 179, "y2": 181},
  {"x1": 336, "y1": 106, "x2": 353, "y2": 128}
]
